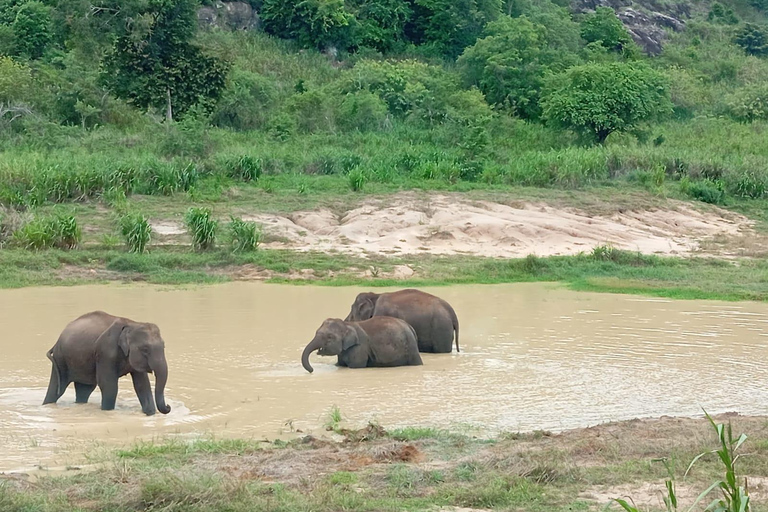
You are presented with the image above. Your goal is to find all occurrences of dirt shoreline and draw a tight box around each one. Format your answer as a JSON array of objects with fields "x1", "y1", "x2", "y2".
[{"x1": 150, "y1": 192, "x2": 759, "y2": 259}]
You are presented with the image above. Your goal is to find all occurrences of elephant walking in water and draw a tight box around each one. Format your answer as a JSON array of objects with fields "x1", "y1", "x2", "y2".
[
  {"x1": 42, "y1": 311, "x2": 171, "y2": 416},
  {"x1": 301, "y1": 317, "x2": 422, "y2": 373},
  {"x1": 345, "y1": 289, "x2": 459, "y2": 353}
]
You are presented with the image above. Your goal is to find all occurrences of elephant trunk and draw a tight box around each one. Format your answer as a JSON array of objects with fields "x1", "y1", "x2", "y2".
[
  {"x1": 301, "y1": 336, "x2": 323, "y2": 374},
  {"x1": 151, "y1": 355, "x2": 171, "y2": 414}
]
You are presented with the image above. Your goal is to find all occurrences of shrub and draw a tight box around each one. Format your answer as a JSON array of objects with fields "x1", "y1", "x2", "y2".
[
  {"x1": 681, "y1": 177, "x2": 726, "y2": 204},
  {"x1": 725, "y1": 84, "x2": 768, "y2": 122},
  {"x1": 337, "y1": 90, "x2": 389, "y2": 131},
  {"x1": 728, "y1": 168, "x2": 768, "y2": 199},
  {"x1": 13, "y1": 212, "x2": 81, "y2": 250},
  {"x1": 541, "y1": 62, "x2": 673, "y2": 143},
  {"x1": 228, "y1": 216, "x2": 262, "y2": 252},
  {"x1": 735, "y1": 23, "x2": 768, "y2": 56},
  {"x1": 579, "y1": 6, "x2": 639, "y2": 57},
  {"x1": 707, "y1": 2, "x2": 739, "y2": 24},
  {"x1": 119, "y1": 213, "x2": 151, "y2": 254},
  {"x1": 350, "y1": 0, "x2": 411, "y2": 52},
  {"x1": 261, "y1": 0, "x2": 354, "y2": 50},
  {"x1": 12, "y1": 1, "x2": 51, "y2": 59},
  {"x1": 184, "y1": 207, "x2": 217, "y2": 250}
]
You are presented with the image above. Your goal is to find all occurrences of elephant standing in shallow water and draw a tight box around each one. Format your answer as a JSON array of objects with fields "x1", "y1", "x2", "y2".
[
  {"x1": 301, "y1": 317, "x2": 422, "y2": 373},
  {"x1": 42, "y1": 311, "x2": 171, "y2": 416},
  {"x1": 345, "y1": 289, "x2": 459, "y2": 353}
]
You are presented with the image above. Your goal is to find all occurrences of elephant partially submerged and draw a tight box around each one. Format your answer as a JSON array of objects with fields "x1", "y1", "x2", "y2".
[
  {"x1": 301, "y1": 317, "x2": 422, "y2": 373},
  {"x1": 345, "y1": 289, "x2": 459, "y2": 353},
  {"x1": 42, "y1": 311, "x2": 171, "y2": 416}
]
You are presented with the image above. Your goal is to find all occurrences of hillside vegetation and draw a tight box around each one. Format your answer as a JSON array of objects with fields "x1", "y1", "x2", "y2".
[{"x1": 1, "y1": 0, "x2": 768, "y2": 288}]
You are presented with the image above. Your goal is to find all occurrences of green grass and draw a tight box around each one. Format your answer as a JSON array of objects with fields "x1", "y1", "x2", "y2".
[
  {"x1": 0, "y1": 246, "x2": 766, "y2": 302},
  {"x1": 3, "y1": 416, "x2": 767, "y2": 512}
]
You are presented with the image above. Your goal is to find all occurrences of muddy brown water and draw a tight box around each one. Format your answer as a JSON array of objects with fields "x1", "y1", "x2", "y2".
[{"x1": 1, "y1": 282, "x2": 767, "y2": 473}]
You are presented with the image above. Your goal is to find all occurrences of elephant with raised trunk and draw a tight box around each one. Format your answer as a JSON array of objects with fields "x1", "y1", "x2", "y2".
[
  {"x1": 345, "y1": 289, "x2": 459, "y2": 353},
  {"x1": 301, "y1": 317, "x2": 422, "y2": 373},
  {"x1": 42, "y1": 311, "x2": 171, "y2": 416}
]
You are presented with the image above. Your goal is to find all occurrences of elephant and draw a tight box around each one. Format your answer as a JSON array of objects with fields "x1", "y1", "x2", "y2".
[
  {"x1": 345, "y1": 288, "x2": 459, "y2": 353},
  {"x1": 42, "y1": 311, "x2": 171, "y2": 416},
  {"x1": 301, "y1": 316, "x2": 423, "y2": 373}
]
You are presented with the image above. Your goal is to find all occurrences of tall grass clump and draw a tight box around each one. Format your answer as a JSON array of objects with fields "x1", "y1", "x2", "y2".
[
  {"x1": 185, "y1": 207, "x2": 217, "y2": 251},
  {"x1": 227, "y1": 155, "x2": 263, "y2": 182},
  {"x1": 228, "y1": 216, "x2": 262, "y2": 252},
  {"x1": 615, "y1": 410, "x2": 750, "y2": 512},
  {"x1": 12, "y1": 212, "x2": 81, "y2": 250},
  {"x1": 348, "y1": 167, "x2": 367, "y2": 191},
  {"x1": 119, "y1": 213, "x2": 152, "y2": 253}
]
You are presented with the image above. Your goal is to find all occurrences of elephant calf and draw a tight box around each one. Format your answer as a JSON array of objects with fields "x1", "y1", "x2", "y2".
[
  {"x1": 301, "y1": 317, "x2": 422, "y2": 373},
  {"x1": 42, "y1": 311, "x2": 171, "y2": 416},
  {"x1": 345, "y1": 288, "x2": 459, "y2": 353}
]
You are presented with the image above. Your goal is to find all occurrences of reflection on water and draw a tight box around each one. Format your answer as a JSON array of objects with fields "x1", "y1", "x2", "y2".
[{"x1": 0, "y1": 282, "x2": 766, "y2": 472}]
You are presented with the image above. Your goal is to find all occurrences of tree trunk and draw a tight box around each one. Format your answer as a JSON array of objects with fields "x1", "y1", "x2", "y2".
[{"x1": 166, "y1": 88, "x2": 173, "y2": 123}]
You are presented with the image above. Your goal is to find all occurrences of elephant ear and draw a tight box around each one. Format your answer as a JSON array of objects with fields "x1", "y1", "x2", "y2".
[
  {"x1": 358, "y1": 298, "x2": 375, "y2": 319},
  {"x1": 342, "y1": 325, "x2": 359, "y2": 351},
  {"x1": 96, "y1": 320, "x2": 129, "y2": 358}
]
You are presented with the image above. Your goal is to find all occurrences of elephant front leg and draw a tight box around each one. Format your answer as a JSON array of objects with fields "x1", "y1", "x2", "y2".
[
  {"x1": 131, "y1": 371, "x2": 157, "y2": 416},
  {"x1": 74, "y1": 383, "x2": 96, "y2": 403},
  {"x1": 97, "y1": 368, "x2": 119, "y2": 411},
  {"x1": 342, "y1": 346, "x2": 369, "y2": 368}
]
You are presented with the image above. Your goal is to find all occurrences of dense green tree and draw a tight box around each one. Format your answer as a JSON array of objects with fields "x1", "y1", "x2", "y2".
[
  {"x1": 12, "y1": 1, "x2": 50, "y2": 59},
  {"x1": 707, "y1": 2, "x2": 739, "y2": 24},
  {"x1": 261, "y1": 0, "x2": 354, "y2": 50},
  {"x1": 101, "y1": 0, "x2": 229, "y2": 121},
  {"x1": 349, "y1": 0, "x2": 411, "y2": 52},
  {"x1": 458, "y1": 15, "x2": 581, "y2": 119},
  {"x1": 541, "y1": 62, "x2": 672, "y2": 143},
  {"x1": 735, "y1": 23, "x2": 768, "y2": 56},
  {"x1": 405, "y1": 0, "x2": 502, "y2": 58},
  {"x1": 580, "y1": 7, "x2": 638, "y2": 58}
]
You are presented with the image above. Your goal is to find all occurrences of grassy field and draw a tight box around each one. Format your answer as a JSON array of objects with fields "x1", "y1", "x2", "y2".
[{"x1": 1, "y1": 414, "x2": 764, "y2": 512}]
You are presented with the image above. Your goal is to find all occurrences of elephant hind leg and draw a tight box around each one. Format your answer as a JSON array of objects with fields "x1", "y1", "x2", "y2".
[
  {"x1": 74, "y1": 382, "x2": 96, "y2": 404},
  {"x1": 43, "y1": 363, "x2": 68, "y2": 405}
]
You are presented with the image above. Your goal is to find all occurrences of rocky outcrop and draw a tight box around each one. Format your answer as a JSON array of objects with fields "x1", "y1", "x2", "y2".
[
  {"x1": 198, "y1": 2, "x2": 259, "y2": 31},
  {"x1": 572, "y1": 0, "x2": 690, "y2": 55}
]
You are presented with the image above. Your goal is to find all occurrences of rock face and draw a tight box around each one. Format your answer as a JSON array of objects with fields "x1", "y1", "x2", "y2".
[
  {"x1": 198, "y1": 1, "x2": 259, "y2": 31},
  {"x1": 572, "y1": 0, "x2": 690, "y2": 55}
]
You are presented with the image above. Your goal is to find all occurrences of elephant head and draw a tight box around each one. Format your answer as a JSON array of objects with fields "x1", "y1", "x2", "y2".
[
  {"x1": 344, "y1": 293, "x2": 380, "y2": 322},
  {"x1": 301, "y1": 319, "x2": 357, "y2": 373},
  {"x1": 107, "y1": 320, "x2": 171, "y2": 414}
]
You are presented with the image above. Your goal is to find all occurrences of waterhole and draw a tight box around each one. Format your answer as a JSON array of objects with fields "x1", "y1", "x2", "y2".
[{"x1": 1, "y1": 282, "x2": 766, "y2": 473}]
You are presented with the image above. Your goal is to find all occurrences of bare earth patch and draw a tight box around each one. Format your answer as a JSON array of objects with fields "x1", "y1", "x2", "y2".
[{"x1": 151, "y1": 193, "x2": 754, "y2": 258}]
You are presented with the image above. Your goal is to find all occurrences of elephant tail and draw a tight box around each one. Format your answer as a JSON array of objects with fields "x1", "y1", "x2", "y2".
[{"x1": 444, "y1": 302, "x2": 459, "y2": 353}]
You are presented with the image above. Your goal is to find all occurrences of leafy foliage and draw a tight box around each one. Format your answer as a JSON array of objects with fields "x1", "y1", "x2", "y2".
[
  {"x1": 734, "y1": 23, "x2": 768, "y2": 56},
  {"x1": 261, "y1": 0, "x2": 355, "y2": 50},
  {"x1": 119, "y1": 213, "x2": 152, "y2": 253},
  {"x1": 11, "y1": 1, "x2": 50, "y2": 59},
  {"x1": 541, "y1": 62, "x2": 672, "y2": 143},
  {"x1": 580, "y1": 7, "x2": 638, "y2": 58},
  {"x1": 101, "y1": 0, "x2": 229, "y2": 120},
  {"x1": 228, "y1": 216, "x2": 262, "y2": 252},
  {"x1": 12, "y1": 211, "x2": 81, "y2": 250},
  {"x1": 350, "y1": 0, "x2": 412, "y2": 52}
]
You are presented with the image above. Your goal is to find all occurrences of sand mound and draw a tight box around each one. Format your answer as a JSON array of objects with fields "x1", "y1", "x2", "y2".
[{"x1": 240, "y1": 194, "x2": 751, "y2": 258}]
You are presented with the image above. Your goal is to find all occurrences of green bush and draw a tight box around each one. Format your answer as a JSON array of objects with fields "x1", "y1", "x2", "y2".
[
  {"x1": 728, "y1": 168, "x2": 768, "y2": 199},
  {"x1": 261, "y1": 0, "x2": 354, "y2": 50},
  {"x1": 212, "y1": 69, "x2": 277, "y2": 130},
  {"x1": 681, "y1": 176, "x2": 727, "y2": 204},
  {"x1": 337, "y1": 90, "x2": 389, "y2": 131},
  {"x1": 541, "y1": 62, "x2": 673, "y2": 143},
  {"x1": 228, "y1": 216, "x2": 262, "y2": 252},
  {"x1": 735, "y1": 23, "x2": 768, "y2": 56},
  {"x1": 184, "y1": 207, "x2": 217, "y2": 251},
  {"x1": 13, "y1": 212, "x2": 81, "y2": 250},
  {"x1": 119, "y1": 213, "x2": 151, "y2": 254},
  {"x1": 12, "y1": 1, "x2": 51, "y2": 59},
  {"x1": 350, "y1": 0, "x2": 411, "y2": 52},
  {"x1": 579, "y1": 7, "x2": 639, "y2": 57},
  {"x1": 725, "y1": 84, "x2": 768, "y2": 122}
]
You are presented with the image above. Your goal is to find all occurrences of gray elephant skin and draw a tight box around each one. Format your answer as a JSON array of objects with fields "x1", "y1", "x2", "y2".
[
  {"x1": 301, "y1": 317, "x2": 423, "y2": 373},
  {"x1": 345, "y1": 289, "x2": 459, "y2": 353},
  {"x1": 42, "y1": 311, "x2": 171, "y2": 416}
]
